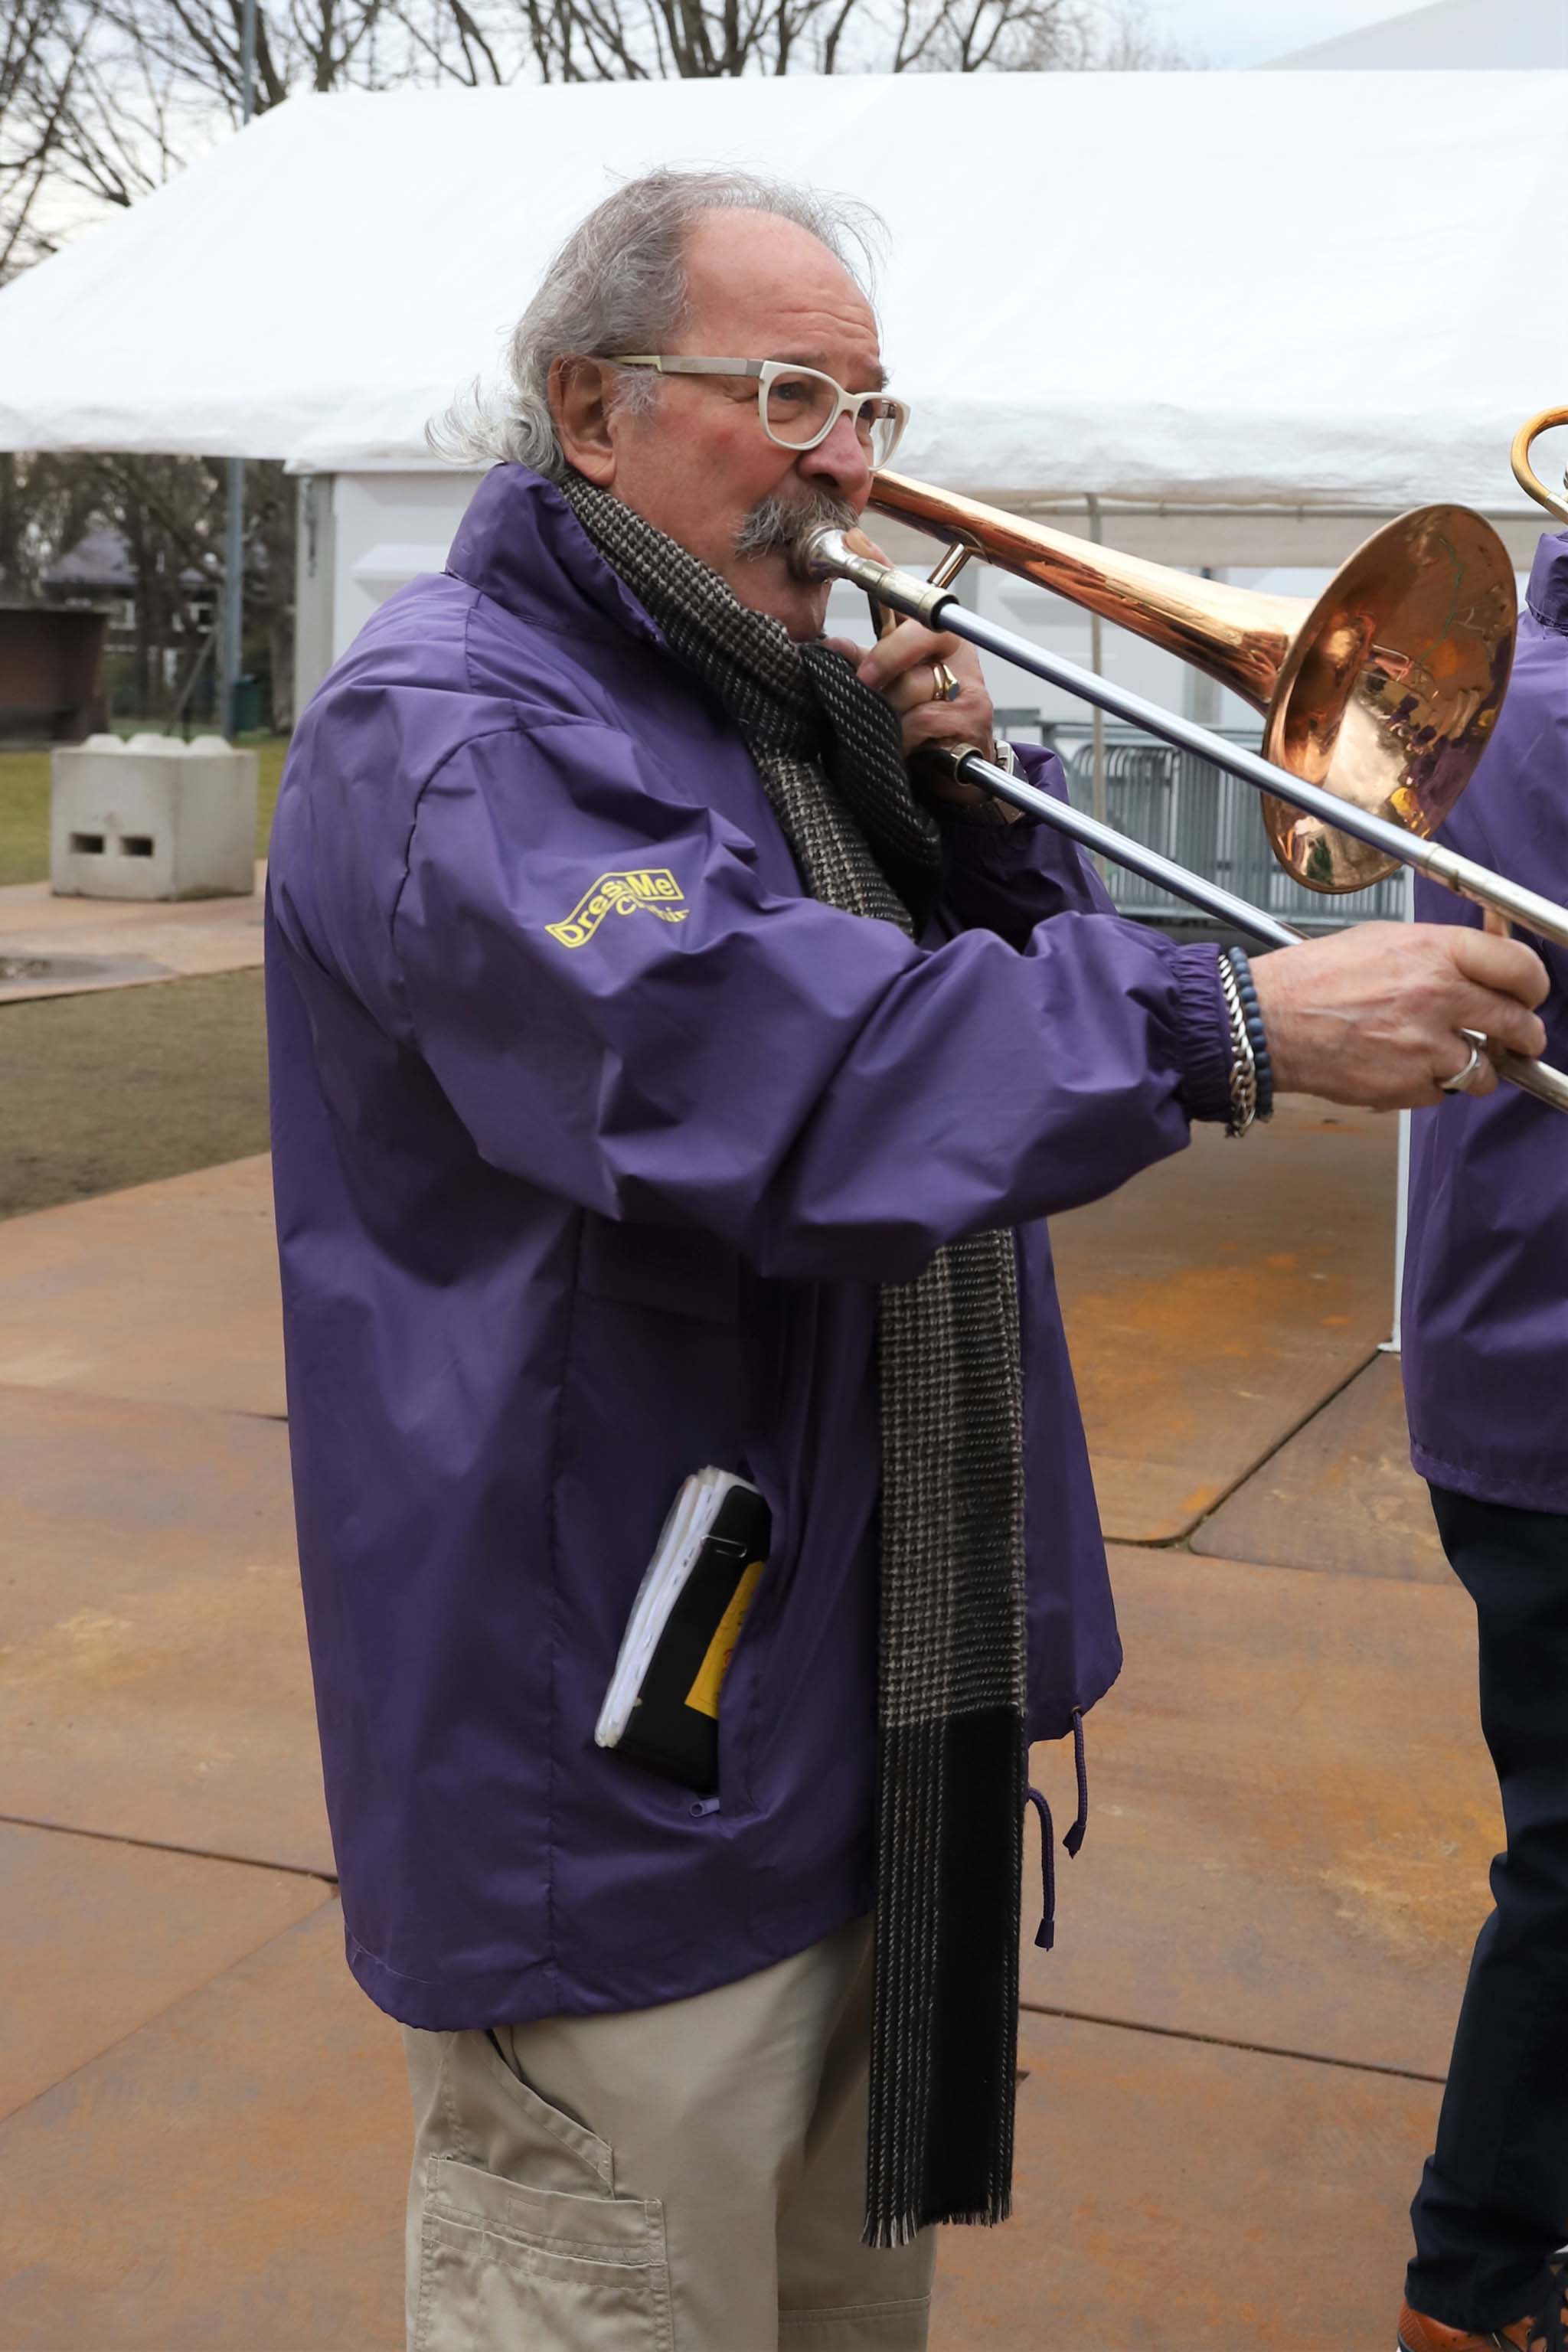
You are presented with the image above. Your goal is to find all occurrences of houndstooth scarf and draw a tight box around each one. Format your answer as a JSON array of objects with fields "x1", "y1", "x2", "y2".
[{"x1": 562, "y1": 471, "x2": 1028, "y2": 2246}]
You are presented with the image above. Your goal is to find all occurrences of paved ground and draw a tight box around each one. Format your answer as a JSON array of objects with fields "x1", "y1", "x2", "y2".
[
  {"x1": 0, "y1": 1104, "x2": 1492, "y2": 2350},
  {"x1": 0, "y1": 868, "x2": 265, "y2": 1005}
]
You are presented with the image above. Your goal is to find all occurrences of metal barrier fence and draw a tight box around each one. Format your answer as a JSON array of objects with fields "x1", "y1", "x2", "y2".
[{"x1": 1025, "y1": 723, "x2": 1407, "y2": 931}]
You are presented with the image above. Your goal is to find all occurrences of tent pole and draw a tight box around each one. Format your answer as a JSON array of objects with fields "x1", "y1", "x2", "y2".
[
  {"x1": 219, "y1": 0, "x2": 257, "y2": 740},
  {"x1": 1384, "y1": 864, "x2": 1417, "y2": 1355},
  {"x1": 1086, "y1": 492, "x2": 1105, "y2": 874}
]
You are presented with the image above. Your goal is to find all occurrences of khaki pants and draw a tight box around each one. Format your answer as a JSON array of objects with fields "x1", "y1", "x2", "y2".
[{"x1": 403, "y1": 1916, "x2": 936, "y2": 2351}]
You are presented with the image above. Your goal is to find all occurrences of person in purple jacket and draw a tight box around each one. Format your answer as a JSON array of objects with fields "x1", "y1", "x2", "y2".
[
  {"x1": 264, "y1": 167, "x2": 1550, "y2": 2350},
  {"x1": 1396, "y1": 528, "x2": 1568, "y2": 2352}
]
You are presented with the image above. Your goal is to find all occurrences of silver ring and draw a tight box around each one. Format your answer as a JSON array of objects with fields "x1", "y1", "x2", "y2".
[
  {"x1": 1439, "y1": 1038, "x2": 1486, "y2": 1094},
  {"x1": 929, "y1": 661, "x2": 961, "y2": 704}
]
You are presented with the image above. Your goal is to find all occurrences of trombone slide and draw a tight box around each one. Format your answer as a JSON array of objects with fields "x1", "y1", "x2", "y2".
[
  {"x1": 812, "y1": 531, "x2": 1568, "y2": 956},
  {"x1": 946, "y1": 745, "x2": 1568, "y2": 1117}
]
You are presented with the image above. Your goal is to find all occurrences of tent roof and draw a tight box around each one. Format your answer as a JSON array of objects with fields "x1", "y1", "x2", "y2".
[
  {"x1": 0, "y1": 70, "x2": 1560, "y2": 510},
  {"x1": 1266, "y1": 0, "x2": 1566, "y2": 70}
]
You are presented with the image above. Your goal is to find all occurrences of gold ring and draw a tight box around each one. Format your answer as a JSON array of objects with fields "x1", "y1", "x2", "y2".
[{"x1": 930, "y1": 661, "x2": 960, "y2": 704}]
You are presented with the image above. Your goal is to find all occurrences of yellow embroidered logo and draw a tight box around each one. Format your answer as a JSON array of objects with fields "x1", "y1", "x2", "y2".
[{"x1": 546, "y1": 868, "x2": 689, "y2": 950}]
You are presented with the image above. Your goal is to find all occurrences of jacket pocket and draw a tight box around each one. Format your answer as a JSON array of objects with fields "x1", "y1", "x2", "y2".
[
  {"x1": 577, "y1": 1214, "x2": 740, "y2": 1323},
  {"x1": 413, "y1": 2154, "x2": 672, "y2": 2352}
]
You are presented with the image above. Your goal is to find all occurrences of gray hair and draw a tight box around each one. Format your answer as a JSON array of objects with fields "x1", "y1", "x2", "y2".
[{"x1": 428, "y1": 167, "x2": 884, "y2": 479}]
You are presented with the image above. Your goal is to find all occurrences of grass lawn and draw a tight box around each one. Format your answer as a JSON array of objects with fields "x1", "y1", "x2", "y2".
[
  {"x1": 0, "y1": 735, "x2": 289, "y2": 888},
  {"x1": 0, "y1": 732, "x2": 284, "y2": 1216},
  {"x1": 1, "y1": 968, "x2": 269, "y2": 1221},
  {"x1": 0, "y1": 750, "x2": 48, "y2": 890}
]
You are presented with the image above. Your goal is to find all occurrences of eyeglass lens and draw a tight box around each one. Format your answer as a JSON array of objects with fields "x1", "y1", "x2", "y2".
[{"x1": 763, "y1": 371, "x2": 902, "y2": 466}]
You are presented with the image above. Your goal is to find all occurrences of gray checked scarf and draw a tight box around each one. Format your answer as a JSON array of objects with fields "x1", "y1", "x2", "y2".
[{"x1": 563, "y1": 471, "x2": 1028, "y2": 2246}]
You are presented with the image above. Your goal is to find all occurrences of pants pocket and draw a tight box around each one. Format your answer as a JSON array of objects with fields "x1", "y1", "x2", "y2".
[{"x1": 413, "y1": 2153, "x2": 673, "y2": 2352}]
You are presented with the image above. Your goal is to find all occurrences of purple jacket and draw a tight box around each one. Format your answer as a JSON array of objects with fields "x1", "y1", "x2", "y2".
[
  {"x1": 266, "y1": 465, "x2": 1232, "y2": 2030},
  {"x1": 1403, "y1": 531, "x2": 1568, "y2": 1513}
]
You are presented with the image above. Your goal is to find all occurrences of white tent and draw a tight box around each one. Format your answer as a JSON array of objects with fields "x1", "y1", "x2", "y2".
[
  {"x1": 0, "y1": 70, "x2": 1560, "y2": 506},
  {"x1": 0, "y1": 69, "x2": 1559, "y2": 707}
]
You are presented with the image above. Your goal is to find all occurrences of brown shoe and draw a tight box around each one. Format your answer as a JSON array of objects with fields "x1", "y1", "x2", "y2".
[{"x1": 1396, "y1": 2299, "x2": 1551, "y2": 2352}]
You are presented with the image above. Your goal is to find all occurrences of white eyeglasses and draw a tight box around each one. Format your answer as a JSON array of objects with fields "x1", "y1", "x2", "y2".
[{"x1": 609, "y1": 356, "x2": 909, "y2": 469}]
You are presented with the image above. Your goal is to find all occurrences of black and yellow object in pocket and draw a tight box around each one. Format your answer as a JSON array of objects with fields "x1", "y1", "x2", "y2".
[{"x1": 595, "y1": 1472, "x2": 771, "y2": 1795}]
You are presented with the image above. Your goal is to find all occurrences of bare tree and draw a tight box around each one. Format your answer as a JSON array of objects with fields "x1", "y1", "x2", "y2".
[
  {"x1": 4, "y1": 0, "x2": 1184, "y2": 270},
  {"x1": 2, "y1": 0, "x2": 96, "y2": 276},
  {"x1": 459, "y1": 0, "x2": 1178, "y2": 82}
]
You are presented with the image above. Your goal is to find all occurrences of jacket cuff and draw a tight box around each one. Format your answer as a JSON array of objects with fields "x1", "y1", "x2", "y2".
[{"x1": 1169, "y1": 943, "x2": 1233, "y2": 1123}]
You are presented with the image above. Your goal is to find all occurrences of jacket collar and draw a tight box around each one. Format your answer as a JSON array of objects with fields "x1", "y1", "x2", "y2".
[
  {"x1": 445, "y1": 464, "x2": 666, "y2": 651},
  {"x1": 1525, "y1": 531, "x2": 1568, "y2": 635}
]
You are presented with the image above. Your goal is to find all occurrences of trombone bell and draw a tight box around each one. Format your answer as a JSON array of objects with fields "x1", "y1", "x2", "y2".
[{"x1": 867, "y1": 474, "x2": 1517, "y2": 895}]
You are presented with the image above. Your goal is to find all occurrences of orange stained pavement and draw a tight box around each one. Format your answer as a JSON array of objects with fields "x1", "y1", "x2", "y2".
[
  {"x1": 1052, "y1": 1098, "x2": 1398, "y2": 1543},
  {"x1": 1194, "y1": 1350, "x2": 1449, "y2": 1582},
  {"x1": 0, "y1": 1104, "x2": 1480, "y2": 2350},
  {"x1": 0, "y1": 867, "x2": 265, "y2": 1006},
  {"x1": 0, "y1": 1383, "x2": 329, "y2": 1870},
  {"x1": 1021, "y1": 1547, "x2": 1495, "y2": 2081},
  {"x1": 0, "y1": 1155, "x2": 283, "y2": 1417}
]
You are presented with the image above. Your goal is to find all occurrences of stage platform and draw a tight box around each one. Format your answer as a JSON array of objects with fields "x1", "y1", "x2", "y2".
[{"x1": 0, "y1": 1099, "x2": 1485, "y2": 2349}]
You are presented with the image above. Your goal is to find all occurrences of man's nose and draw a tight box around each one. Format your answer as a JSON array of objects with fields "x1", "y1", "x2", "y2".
[{"x1": 798, "y1": 411, "x2": 873, "y2": 499}]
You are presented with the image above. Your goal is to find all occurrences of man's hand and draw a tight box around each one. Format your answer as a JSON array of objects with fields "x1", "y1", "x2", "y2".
[
  {"x1": 823, "y1": 531, "x2": 998, "y2": 795},
  {"x1": 835, "y1": 617, "x2": 997, "y2": 786},
  {"x1": 1253, "y1": 923, "x2": 1550, "y2": 1109}
]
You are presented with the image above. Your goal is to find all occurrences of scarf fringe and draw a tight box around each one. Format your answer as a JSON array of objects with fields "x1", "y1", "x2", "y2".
[{"x1": 862, "y1": 2196, "x2": 1014, "y2": 2251}]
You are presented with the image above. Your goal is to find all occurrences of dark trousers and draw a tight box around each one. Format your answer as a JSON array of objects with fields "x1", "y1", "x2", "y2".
[{"x1": 1406, "y1": 1485, "x2": 1568, "y2": 2331}]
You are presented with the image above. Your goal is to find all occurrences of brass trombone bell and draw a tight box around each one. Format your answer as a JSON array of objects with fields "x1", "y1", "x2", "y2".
[
  {"x1": 867, "y1": 472, "x2": 1518, "y2": 896},
  {"x1": 1512, "y1": 407, "x2": 1568, "y2": 526}
]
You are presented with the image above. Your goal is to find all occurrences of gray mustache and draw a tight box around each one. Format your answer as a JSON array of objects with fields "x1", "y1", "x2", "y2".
[{"x1": 734, "y1": 489, "x2": 859, "y2": 564}]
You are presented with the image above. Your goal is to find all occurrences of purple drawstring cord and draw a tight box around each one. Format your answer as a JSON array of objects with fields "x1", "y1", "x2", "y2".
[
  {"x1": 1026, "y1": 1710, "x2": 1090, "y2": 1949},
  {"x1": 1024, "y1": 1785, "x2": 1057, "y2": 1950},
  {"x1": 1064, "y1": 1707, "x2": 1089, "y2": 1857}
]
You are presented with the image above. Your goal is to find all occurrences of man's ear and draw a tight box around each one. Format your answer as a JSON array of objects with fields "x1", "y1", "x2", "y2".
[{"x1": 550, "y1": 356, "x2": 618, "y2": 486}]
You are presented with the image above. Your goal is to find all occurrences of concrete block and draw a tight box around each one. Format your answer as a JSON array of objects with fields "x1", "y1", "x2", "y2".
[{"x1": 51, "y1": 734, "x2": 257, "y2": 900}]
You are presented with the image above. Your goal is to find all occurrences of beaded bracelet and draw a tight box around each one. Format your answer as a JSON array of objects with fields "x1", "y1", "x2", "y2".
[
  {"x1": 1218, "y1": 953, "x2": 1259, "y2": 1138},
  {"x1": 1225, "y1": 948, "x2": 1276, "y2": 1122}
]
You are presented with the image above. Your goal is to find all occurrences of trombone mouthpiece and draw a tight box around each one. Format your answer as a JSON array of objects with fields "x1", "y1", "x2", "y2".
[
  {"x1": 795, "y1": 530, "x2": 954, "y2": 627},
  {"x1": 798, "y1": 527, "x2": 853, "y2": 581}
]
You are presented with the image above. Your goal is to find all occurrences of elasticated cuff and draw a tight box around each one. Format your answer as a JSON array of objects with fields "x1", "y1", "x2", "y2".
[{"x1": 1168, "y1": 942, "x2": 1233, "y2": 1123}]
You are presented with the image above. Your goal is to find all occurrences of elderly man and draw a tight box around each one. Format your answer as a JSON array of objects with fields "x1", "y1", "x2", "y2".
[
  {"x1": 266, "y1": 168, "x2": 1547, "y2": 2350},
  {"x1": 1395, "y1": 523, "x2": 1568, "y2": 2352}
]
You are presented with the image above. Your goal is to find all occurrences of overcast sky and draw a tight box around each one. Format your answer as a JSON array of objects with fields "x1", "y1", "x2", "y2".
[{"x1": 1148, "y1": 0, "x2": 1410, "y2": 66}]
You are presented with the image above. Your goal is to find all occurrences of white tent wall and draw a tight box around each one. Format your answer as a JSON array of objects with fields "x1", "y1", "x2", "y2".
[
  {"x1": 300, "y1": 464, "x2": 1546, "y2": 786},
  {"x1": 302, "y1": 468, "x2": 1265, "y2": 725},
  {"x1": 298, "y1": 461, "x2": 1272, "y2": 743}
]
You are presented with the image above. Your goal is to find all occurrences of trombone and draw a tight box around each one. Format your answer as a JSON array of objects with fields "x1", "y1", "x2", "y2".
[
  {"x1": 801, "y1": 471, "x2": 1568, "y2": 1112},
  {"x1": 1513, "y1": 407, "x2": 1568, "y2": 527}
]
